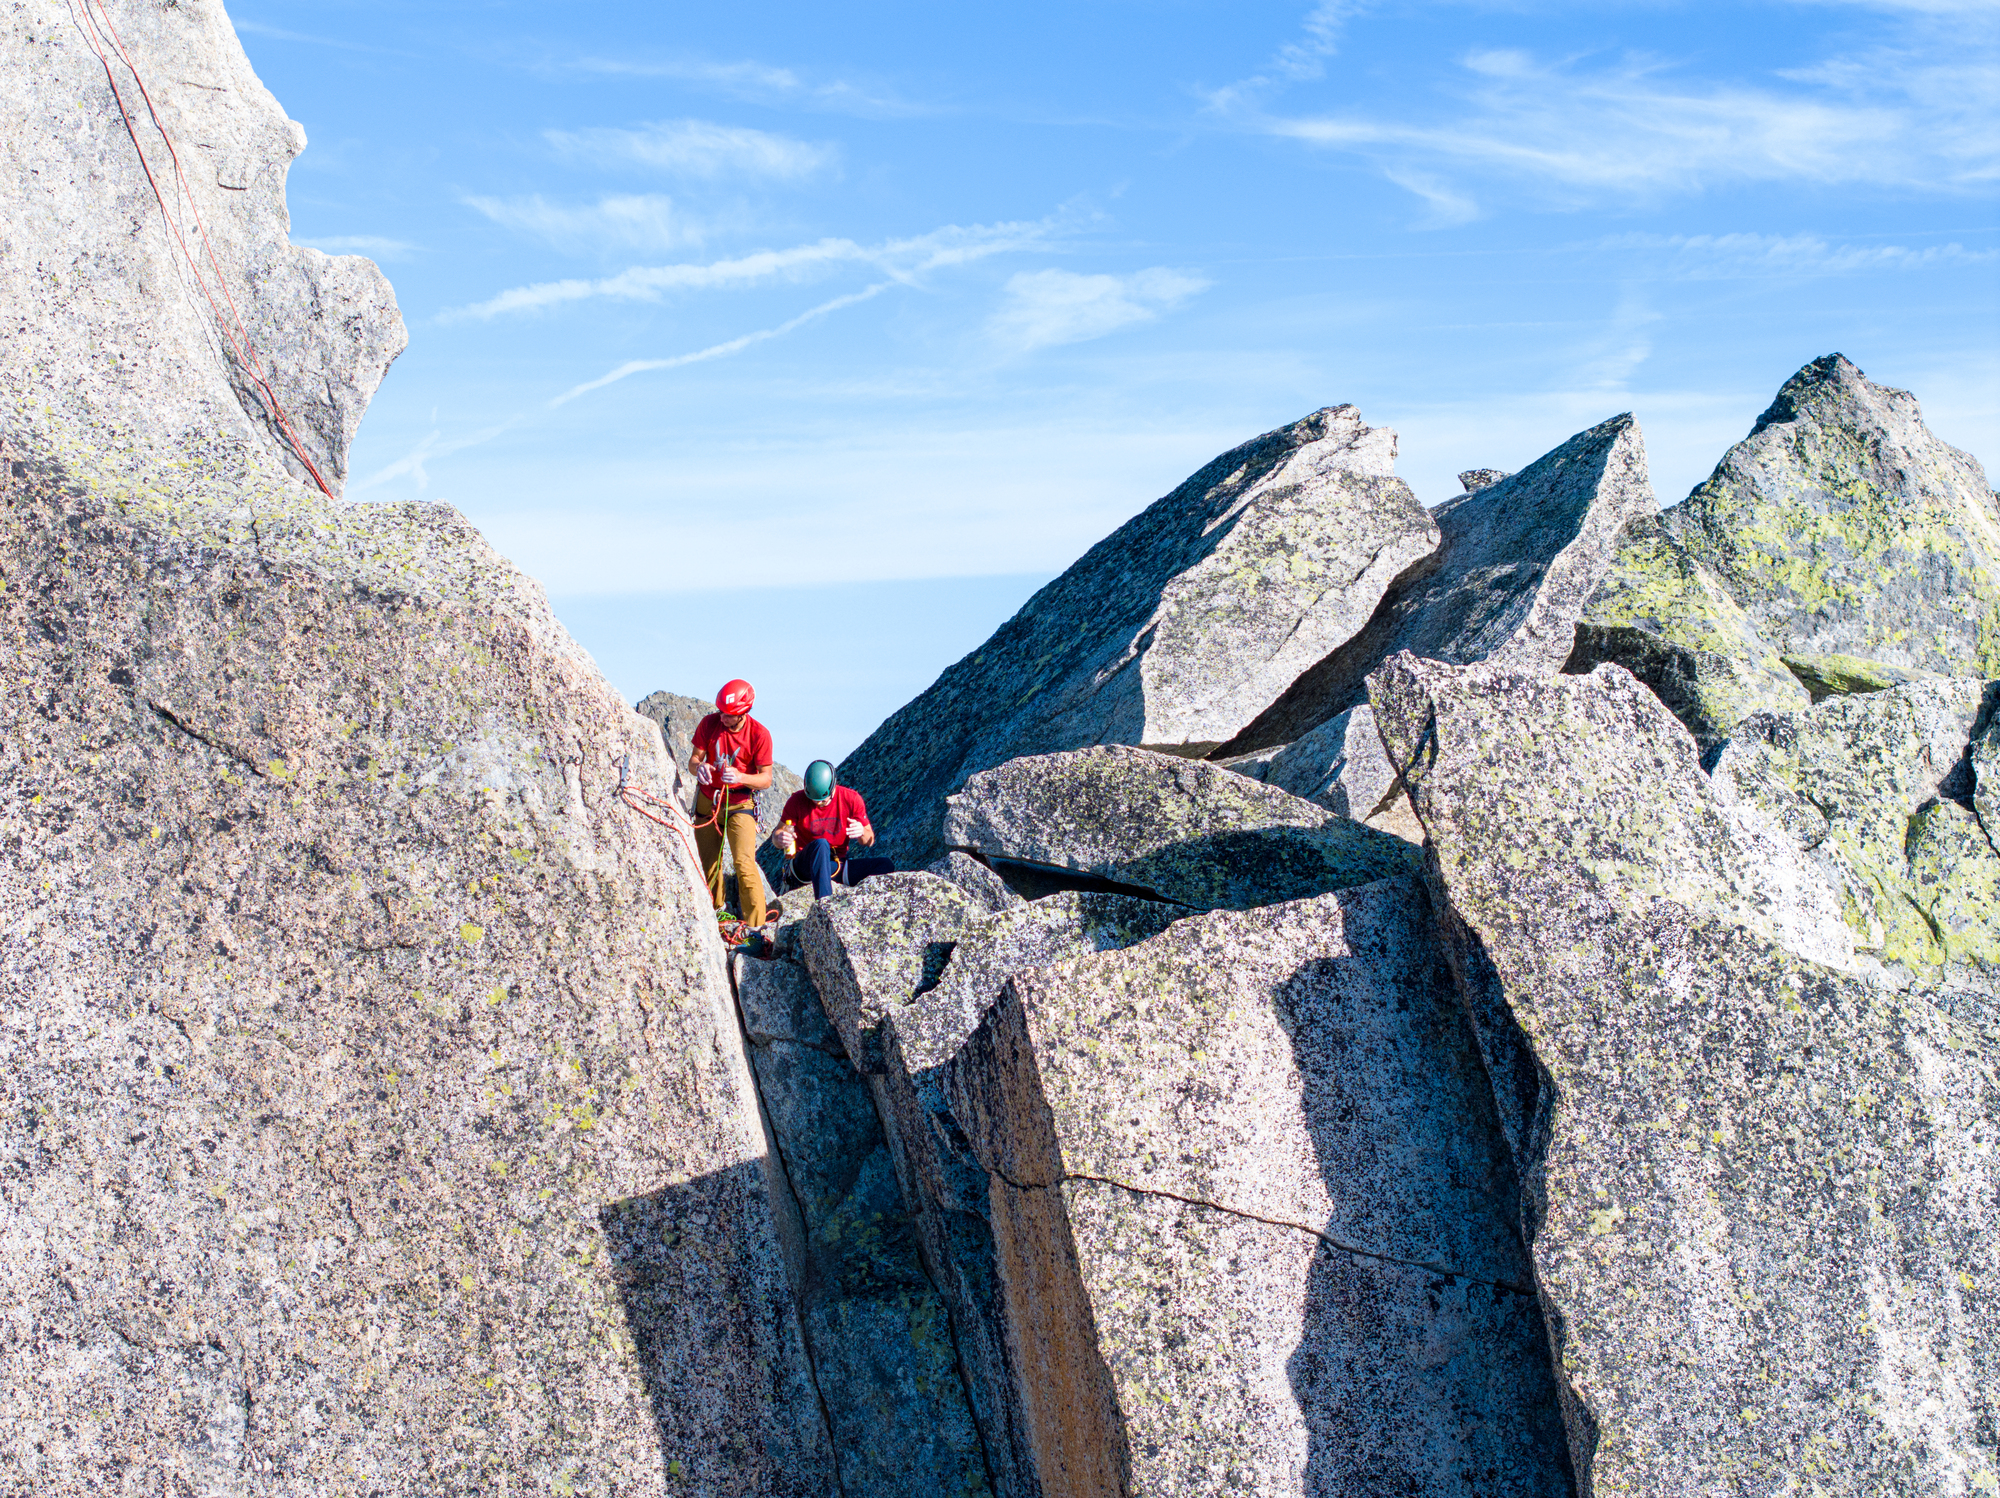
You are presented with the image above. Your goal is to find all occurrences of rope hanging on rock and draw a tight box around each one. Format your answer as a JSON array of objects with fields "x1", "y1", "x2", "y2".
[
  {"x1": 616, "y1": 754, "x2": 709, "y2": 874},
  {"x1": 70, "y1": 0, "x2": 335, "y2": 498}
]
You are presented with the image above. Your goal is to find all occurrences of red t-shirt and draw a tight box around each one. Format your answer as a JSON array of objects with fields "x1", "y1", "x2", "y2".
[
  {"x1": 691, "y1": 713, "x2": 773, "y2": 812},
  {"x1": 779, "y1": 786, "x2": 869, "y2": 856}
]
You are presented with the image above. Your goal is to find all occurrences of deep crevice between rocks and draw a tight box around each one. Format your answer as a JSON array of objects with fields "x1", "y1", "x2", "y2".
[
  {"x1": 962, "y1": 850, "x2": 1193, "y2": 907},
  {"x1": 719, "y1": 955, "x2": 850, "y2": 1498},
  {"x1": 725, "y1": 947, "x2": 1004, "y2": 1496}
]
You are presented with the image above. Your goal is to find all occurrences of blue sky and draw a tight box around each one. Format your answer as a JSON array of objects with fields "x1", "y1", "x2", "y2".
[{"x1": 243, "y1": 0, "x2": 1999, "y2": 763}]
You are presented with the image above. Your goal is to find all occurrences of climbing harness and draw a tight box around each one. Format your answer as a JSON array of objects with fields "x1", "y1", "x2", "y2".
[{"x1": 69, "y1": 0, "x2": 335, "y2": 497}]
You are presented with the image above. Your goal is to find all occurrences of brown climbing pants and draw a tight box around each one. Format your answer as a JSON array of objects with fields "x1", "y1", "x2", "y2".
[{"x1": 695, "y1": 796, "x2": 766, "y2": 927}]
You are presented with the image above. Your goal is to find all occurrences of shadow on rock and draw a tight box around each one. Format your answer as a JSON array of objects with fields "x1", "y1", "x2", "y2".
[
  {"x1": 600, "y1": 1165, "x2": 835, "y2": 1497},
  {"x1": 1268, "y1": 932, "x2": 1578, "y2": 1497}
]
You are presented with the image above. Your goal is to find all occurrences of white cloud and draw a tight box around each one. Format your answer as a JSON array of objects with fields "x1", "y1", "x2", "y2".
[
  {"x1": 1223, "y1": 16, "x2": 1998, "y2": 203},
  {"x1": 565, "y1": 57, "x2": 925, "y2": 118},
  {"x1": 443, "y1": 215, "x2": 1068, "y2": 321},
  {"x1": 1382, "y1": 168, "x2": 1479, "y2": 227},
  {"x1": 462, "y1": 194, "x2": 697, "y2": 253},
  {"x1": 1597, "y1": 231, "x2": 2000, "y2": 276},
  {"x1": 545, "y1": 120, "x2": 838, "y2": 180},
  {"x1": 295, "y1": 234, "x2": 419, "y2": 260},
  {"x1": 987, "y1": 268, "x2": 1211, "y2": 354},
  {"x1": 1273, "y1": 2, "x2": 1365, "y2": 82}
]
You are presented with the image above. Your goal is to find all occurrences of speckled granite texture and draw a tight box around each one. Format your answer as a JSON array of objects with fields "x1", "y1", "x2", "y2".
[
  {"x1": 1373, "y1": 652, "x2": 2000, "y2": 1497},
  {"x1": 0, "y1": 4, "x2": 832, "y2": 1491}
]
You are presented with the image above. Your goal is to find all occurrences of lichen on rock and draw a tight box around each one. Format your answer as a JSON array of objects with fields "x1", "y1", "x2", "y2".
[
  {"x1": 1673, "y1": 353, "x2": 2000, "y2": 678},
  {"x1": 1372, "y1": 651, "x2": 2000, "y2": 1497},
  {"x1": 1566, "y1": 514, "x2": 1810, "y2": 754}
]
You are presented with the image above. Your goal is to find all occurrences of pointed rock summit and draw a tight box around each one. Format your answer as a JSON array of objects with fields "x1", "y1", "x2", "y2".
[
  {"x1": 839, "y1": 405, "x2": 1439, "y2": 866},
  {"x1": 1676, "y1": 354, "x2": 2000, "y2": 678}
]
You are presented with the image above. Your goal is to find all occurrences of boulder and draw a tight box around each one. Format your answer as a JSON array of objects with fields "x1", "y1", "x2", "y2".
[
  {"x1": 926, "y1": 850, "x2": 1025, "y2": 912},
  {"x1": 941, "y1": 744, "x2": 1418, "y2": 909},
  {"x1": 1565, "y1": 515, "x2": 1810, "y2": 755},
  {"x1": 1672, "y1": 353, "x2": 2000, "y2": 677},
  {"x1": 799, "y1": 884, "x2": 1186, "y2": 1496},
  {"x1": 1372, "y1": 652, "x2": 2000, "y2": 1496},
  {"x1": 798, "y1": 873, "x2": 980, "y2": 1073},
  {"x1": 838, "y1": 406, "x2": 1440, "y2": 866},
  {"x1": 0, "y1": 8, "x2": 834, "y2": 1492},
  {"x1": 860, "y1": 883, "x2": 1572, "y2": 1497},
  {"x1": 0, "y1": 0, "x2": 403, "y2": 496},
  {"x1": 1229, "y1": 413, "x2": 1657, "y2": 752},
  {"x1": 1223, "y1": 705, "x2": 1423, "y2": 842},
  {"x1": 1711, "y1": 678, "x2": 2000, "y2": 996},
  {"x1": 732, "y1": 939, "x2": 992, "y2": 1497},
  {"x1": 1458, "y1": 467, "x2": 1511, "y2": 493}
]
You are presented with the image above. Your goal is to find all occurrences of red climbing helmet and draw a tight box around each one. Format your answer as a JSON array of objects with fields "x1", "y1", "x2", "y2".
[{"x1": 716, "y1": 679, "x2": 755, "y2": 716}]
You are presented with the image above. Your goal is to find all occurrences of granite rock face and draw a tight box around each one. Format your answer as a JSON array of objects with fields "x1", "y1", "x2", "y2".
[
  {"x1": 1373, "y1": 653, "x2": 2000, "y2": 1497},
  {"x1": 856, "y1": 884, "x2": 1572, "y2": 1497},
  {"x1": 799, "y1": 883, "x2": 1183, "y2": 1496},
  {"x1": 0, "y1": 0, "x2": 404, "y2": 495},
  {"x1": 1566, "y1": 515, "x2": 1811, "y2": 755},
  {"x1": 1712, "y1": 678, "x2": 2000, "y2": 997},
  {"x1": 839, "y1": 406, "x2": 1439, "y2": 866},
  {"x1": 927, "y1": 850, "x2": 1026, "y2": 913},
  {"x1": 1233, "y1": 413, "x2": 1657, "y2": 752},
  {"x1": 941, "y1": 744, "x2": 1419, "y2": 909},
  {"x1": 1224, "y1": 705, "x2": 1423, "y2": 842},
  {"x1": 1674, "y1": 353, "x2": 2000, "y2": 678},
  {"x1": 0, "y1": 8, "x2": 834, "y2": 1493},
  {"x1": 732, "y1": 937, "x2": 992, "y2": 1497}
]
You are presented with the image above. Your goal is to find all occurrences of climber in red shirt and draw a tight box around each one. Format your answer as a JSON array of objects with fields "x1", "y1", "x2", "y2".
[
  {"x1": 690, "y1": 678, "x2": 775, "y2": 928},
  {"x1": 772, "y1": 759, "x2": 894, "y2": 900}
]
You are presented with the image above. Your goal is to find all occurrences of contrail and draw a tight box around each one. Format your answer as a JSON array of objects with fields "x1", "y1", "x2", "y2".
[{"x1": 547, "y1": 282, "x2": 892, "y2": 408}]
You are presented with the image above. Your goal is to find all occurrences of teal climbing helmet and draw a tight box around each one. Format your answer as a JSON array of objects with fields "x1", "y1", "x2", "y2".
[{"x1": 804, "y1": 760, "x2": 836, "y2": 802}]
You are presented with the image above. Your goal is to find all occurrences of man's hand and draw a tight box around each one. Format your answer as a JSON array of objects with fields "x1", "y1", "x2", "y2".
[
  {"x1": 695, "y1": 762, "x2": 714, "y2": 787},
  {"x1": 847, "y1": 818, "x2": 874, "y2": 846},
  {"x1": 719, "y1": 765, "x2": 742, "y2": 786},
  {"x1": 775, "y1": 826, "x2": 797, "y2": 855}
]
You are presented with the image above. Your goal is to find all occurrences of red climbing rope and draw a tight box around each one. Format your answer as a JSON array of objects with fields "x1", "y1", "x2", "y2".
[
  {"x1": 615, "y1": 755, "x2": 714, "y2": 876},
  {"x1": 70, "y1": 0, "x2": 336, "y2": 497}
]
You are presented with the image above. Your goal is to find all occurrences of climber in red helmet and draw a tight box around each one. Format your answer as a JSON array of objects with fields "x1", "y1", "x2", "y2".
[{"x1": 690, "y1": 678, "x2": 774, "y2": 929}]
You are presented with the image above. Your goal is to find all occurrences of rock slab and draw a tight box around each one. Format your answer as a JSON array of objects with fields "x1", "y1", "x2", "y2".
[
  {"x1": 880, "y1": 884, "x2": 1573, "y2": 1496},
  {"x1": 1373, "y1": 653, "x2": 2000, "y2": 1497},
  {"x1": 0, "y1": 7, "x2": 833, "y2": 1492},
  {"x1": 839, "y1": 406, "x2": 1439, "y2": 866},
  {"x1": 1229, "y1": 412, "x2": 1657, "y2": 752},
  {"x1": 1673, "y1": 353, "x2": 2000, "y2": 679},
  {"x1": 941, "y1": 744, "x2": 1418, "y2": 909}
]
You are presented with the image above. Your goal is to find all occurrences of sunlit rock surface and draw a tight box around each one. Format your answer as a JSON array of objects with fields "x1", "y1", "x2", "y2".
[
  {"x1": 1712, "y1": 678, "x2": 2000, "y2": 1000},
  {"x1": 941, "y1": 744, "x2": 1418, "y2": 910},
  {"x1": 1228, "y1": 412, "x2": 1656, "y2": 752},
  {"x1": 1566, "y1": 515, "x2": 1811, "y2": 755},
  {"x1": 839, "y1": 406, "x2": 1438, "y2": 867},
  {"x1": 1373, "y1": 652, "x2": 2000, "y2": 1498},
  {"x1": 0, "y1": 5, "x2": 832, "y2": 1491},
  {"x1": 1674, "y1": 353, "x2": 2000, "y2": 678},
  {"x1": 851, "y1": 883, "x2": 1573, "y2": 1496}
]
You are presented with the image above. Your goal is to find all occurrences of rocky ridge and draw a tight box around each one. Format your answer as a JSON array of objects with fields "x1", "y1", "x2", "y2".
[{"x1": 5, "y1": 6, "x2": 1997, "y2": 1494}]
